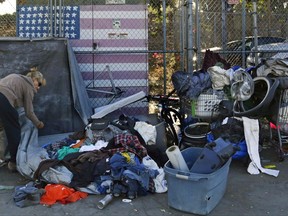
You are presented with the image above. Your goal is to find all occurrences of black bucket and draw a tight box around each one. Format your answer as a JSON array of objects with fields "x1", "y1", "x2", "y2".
[{"x1": 181, "y1": 122, "x2": 211, "y2": 148}]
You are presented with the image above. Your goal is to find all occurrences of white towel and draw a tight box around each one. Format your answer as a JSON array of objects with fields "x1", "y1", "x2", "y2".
[
  {"x1": 134, "y1": 121, "x2": 157, "y2": 145},
  {"x1": 242, "y1": 117, "x2": 279, "y2": 177}
]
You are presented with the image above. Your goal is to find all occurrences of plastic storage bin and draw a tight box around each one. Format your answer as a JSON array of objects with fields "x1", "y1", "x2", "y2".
[{"x1": 164, "y1": 147, "x2": 232, "y2": 215}]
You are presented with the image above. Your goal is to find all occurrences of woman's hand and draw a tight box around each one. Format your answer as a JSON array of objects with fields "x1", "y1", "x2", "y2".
[{"x1": 37, "y1": 121, "x2": 44, "y2": 129}]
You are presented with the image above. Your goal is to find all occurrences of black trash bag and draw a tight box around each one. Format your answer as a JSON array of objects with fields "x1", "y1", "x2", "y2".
[{"x1": 218, "y1": 100, "x2": 234, "y2": 118}]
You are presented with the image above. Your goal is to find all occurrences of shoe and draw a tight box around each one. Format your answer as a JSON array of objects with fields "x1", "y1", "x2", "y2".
[
  {"x1": 126, "y1": 178, "x2": 139, "y2": 200},
  {"x1": 0, "y1": 159, "x2": 7, "y2": 168},
  {"x1": 127, "y1": 190, "x2": 137, "y2": 200},
  {"x1": 8, "y1": 161, "x2": 17, "y2": 172},
  {"x1": 112, "y1": 183, "x2": 127, "y2": 197}
]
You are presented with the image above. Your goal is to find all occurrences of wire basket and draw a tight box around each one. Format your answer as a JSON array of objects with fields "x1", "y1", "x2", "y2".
[
  {"x1": 278, "y1": 90, "x2": 288, "y2": 135},
  {"x1": 191, "y1": 90, "x2": 227, "y2": 120}
]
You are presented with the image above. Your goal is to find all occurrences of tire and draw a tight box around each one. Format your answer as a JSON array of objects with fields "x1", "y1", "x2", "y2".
[{"x1": 161, "y1": 108, "x2": 183, "y2": 147}]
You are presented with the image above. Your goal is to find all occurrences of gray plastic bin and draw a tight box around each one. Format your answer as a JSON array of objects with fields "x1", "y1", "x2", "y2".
[{"x1": 164, "y1": 147, "x2": 231, "y2": 215}]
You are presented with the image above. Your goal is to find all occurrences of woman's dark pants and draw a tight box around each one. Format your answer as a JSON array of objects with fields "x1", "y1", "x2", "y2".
[{"x1": 0, "y1": 93, "x2": 21, "y2": 162}]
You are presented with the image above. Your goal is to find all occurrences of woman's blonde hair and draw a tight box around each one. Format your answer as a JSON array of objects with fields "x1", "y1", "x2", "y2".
[{"x1": 26, "y1": 67, "x2": 46, "y2": 86}]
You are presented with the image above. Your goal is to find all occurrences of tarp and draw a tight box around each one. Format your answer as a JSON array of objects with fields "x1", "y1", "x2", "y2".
[
  {"x1": 0, "y1": 37, "x2": 93, "y2": 136},
  {"x1": 16, "y1": 108, "x2": 49, "y2": 178},
  {"x1": 0, "y1": 37, "x2": 93, "y2": 178}
]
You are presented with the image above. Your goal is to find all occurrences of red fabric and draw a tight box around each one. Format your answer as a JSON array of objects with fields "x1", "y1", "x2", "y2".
[
  {"x1": 270, "y1": 122, "x2": 279, "y2": 129},
  {"x1": 201, "y1": 49, "x2": 231, "y2": 71},
  {"x1": 40, "y1": 184, "x2": 88, "y2": 206},
  {"x1": 60, "y1": 191, "x2": 88, "y2": 204}
]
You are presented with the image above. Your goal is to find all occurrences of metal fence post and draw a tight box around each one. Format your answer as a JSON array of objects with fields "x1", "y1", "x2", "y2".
[
  {"x1": 187, "y1": 0, "x2": 193, "y2": 73},
  {"x1": 241, "y1": 0, "x2": 247, "y2": 68},
  {"x1": 163, "y1": 0, "x2": 167, "y2": 95},
  {"x1": 49, "y1": 0, "x2": 53, "y2": 37},
  {"x1": 252, "y1": 0, "x2": 259, "y2": 66},
  {"x1": 180, "y1": 0, "x2": 185, "y2": 71},
  {"x1": 221, "y1": 0, "x2": 227, "y2": 51},
  {"x1": 195, "y1": 0, "x2": 201, "y2": 70}
]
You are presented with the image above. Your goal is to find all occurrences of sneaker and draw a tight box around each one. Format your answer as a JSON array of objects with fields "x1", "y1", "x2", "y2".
[
  {"x1": 126, "y1": 178, "x2": 139, "y2": 200},
  {"x1": 127, "y1": 190, "x2": 137, "y2": 200},
  {"x1": 8, "y1": 161, "x2": 17, "y2": 172},
  {"x1": 0, "y1": 159, "x2": 7, "y2": 168},
  {"x1": 112, "y1": 183, "x2": 127, "y2": 197}
]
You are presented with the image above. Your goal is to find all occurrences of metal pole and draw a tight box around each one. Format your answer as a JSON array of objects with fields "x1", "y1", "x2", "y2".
[
  {"x1": 184, "y1": 1, "x2": 188, "y2": 71},
  {"x1": 59, "y1": 0, "x2": 63, "y2": 37},
  {"x1": 221, "y1": 0, "x2": 227, "y2": 51},
  {"x1": 54, "y1": 0, "x2": 57, "y2": 36},
  {"x1": 180, "y1": 0, "x2": 185, "y2": 71},
  {"x1": 163, "y1": 0, "x2": 167, "y2": 95},
  {"x1": 49, "y1": 0, "x2": 53, "y2": 37},
  {"x1": 285, "y1": 2, "x2": 288, "y2": 40},
  {"x1": 187, "y1": 0, "x2": 193, "y2": 72},
  {"x1": 252, "y1": 0, "x2": 258, "y2": 66},
  {"x1": 195, "y1": 0, "x2": 201, "y2": 71},
  {"x1": 241, "y1": 0, "x2": 246, "y2": 67}
]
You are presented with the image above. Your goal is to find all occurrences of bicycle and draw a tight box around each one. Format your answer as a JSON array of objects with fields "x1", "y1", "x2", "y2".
[{"x1": 146, "y1": 89, "x2": 184, "y2": 148}]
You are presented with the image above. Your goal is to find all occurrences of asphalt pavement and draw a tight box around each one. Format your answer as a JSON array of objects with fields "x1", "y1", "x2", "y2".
[{"x1": 1, "y1": 142, "x2": 288, "y2": 216}]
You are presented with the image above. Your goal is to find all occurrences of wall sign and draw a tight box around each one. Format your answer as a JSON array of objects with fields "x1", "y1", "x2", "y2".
[
  {"x1": 113, "y1": 19, "x2": 121, "y2": 29},
  {"x1": 106, "y1": 0, "x2": 125, "y2": 4},
  {"x1": 227, "y1": 0, "x2": 239, "y2": 5}
]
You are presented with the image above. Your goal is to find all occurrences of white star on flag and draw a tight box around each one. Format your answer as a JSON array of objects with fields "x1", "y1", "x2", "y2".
[{"x1": 17, "y1": 5, "x2": 80, "y2": 39}]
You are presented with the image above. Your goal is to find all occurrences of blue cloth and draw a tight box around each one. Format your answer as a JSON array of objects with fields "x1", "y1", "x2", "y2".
[
  {"x1": 172, "y1": 70, "x2": 212, "y2": 100},
  {"x1": 109, "y1": 153, "x2": 130, "y2": 180},
  {"x1": 109, "y1": 152, "x2": 154, "y2": 191}
]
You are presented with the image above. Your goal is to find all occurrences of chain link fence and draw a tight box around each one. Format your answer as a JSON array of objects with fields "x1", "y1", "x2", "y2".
[
  {"x1": 0, "y1": 0, "x2": 288, "y2": 115},
  {"x1": 0, "y1": 13, "x2": 16, "y2": 37},
  {"x1": 194, "y1": 0, "x2": 288, "y2": 69}
]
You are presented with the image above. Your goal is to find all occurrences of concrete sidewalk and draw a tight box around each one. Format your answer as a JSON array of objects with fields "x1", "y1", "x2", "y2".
[{"x1": 0, "y1": 145, "x2": 287, "y2": 216}]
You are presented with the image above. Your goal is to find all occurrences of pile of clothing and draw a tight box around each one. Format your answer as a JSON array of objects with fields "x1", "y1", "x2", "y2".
[{"x1": 30, "y1": 114, "x2": 168, "y2": 203}]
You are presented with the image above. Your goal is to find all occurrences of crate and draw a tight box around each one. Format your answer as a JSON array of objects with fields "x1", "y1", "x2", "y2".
[
  {"x1": 188, "y1": 90, "x2": 227, "y2": 120},
  {"x1": 164, "y1": 147, "x2": 231, "y2": 215}
]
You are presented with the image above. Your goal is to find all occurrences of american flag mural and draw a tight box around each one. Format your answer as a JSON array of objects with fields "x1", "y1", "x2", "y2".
[
  {"x1": 17, "y1": 4, "x2": 149, "y2": 114},
  {"x1": 17, "y1": 5, "x2": 80, "y2": 39}
]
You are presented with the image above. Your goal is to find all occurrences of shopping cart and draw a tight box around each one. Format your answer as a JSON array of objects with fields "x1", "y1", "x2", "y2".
[{"x1": 271, "y1": 88, "x2": 288, "y2": 161}]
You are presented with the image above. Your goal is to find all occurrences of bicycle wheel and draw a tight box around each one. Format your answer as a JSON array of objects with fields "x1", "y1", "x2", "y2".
[{"x1": 161, "y1": 108, "x2": 183, "y2": 148}]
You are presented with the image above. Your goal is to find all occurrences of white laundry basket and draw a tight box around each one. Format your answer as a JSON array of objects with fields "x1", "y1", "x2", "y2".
[{"x1": 192, "y1": 91, "x2": 227, "y2": 120}]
